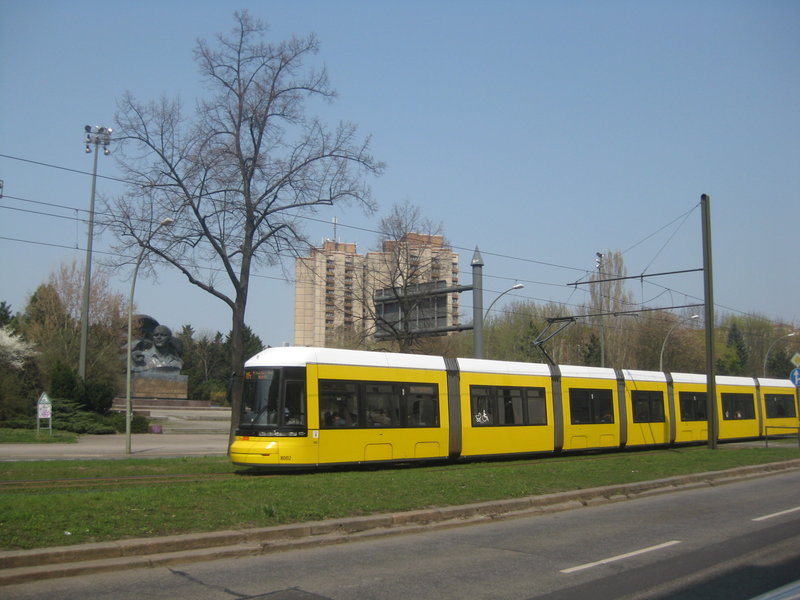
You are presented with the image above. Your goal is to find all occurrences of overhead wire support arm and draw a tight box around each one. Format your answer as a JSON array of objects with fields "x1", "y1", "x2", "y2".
[
  {"x1": 568, "y1": 267, "x2": 703, "y2": 287},
  {"x1": 532, "y1": 317, "x2": 576, "y2": 366},
  {"x1": 531, "y1": 303, "x2": 704, "y2": 366},
  {"x1": 576, "y1": 302, "x2": 704, "y2": 320}
]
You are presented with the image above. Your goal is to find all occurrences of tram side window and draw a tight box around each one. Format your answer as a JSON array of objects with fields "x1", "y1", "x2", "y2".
[
  {"x1": 365, "y1": 383, "x2": 400, "y2": 427},
  {"x1": 525, "y1": 388, "x2": 548, "y2": 425},
  {"x1": 320, "y1": 381, "x2": 359, "y2": 427},
  {"x1": 470, "y1": 385, "x2": 548, "y2": 426},
  {"x1": 319, "y1": 380, "x2": 439, "y2": 429},
  {"x1": 498, "y1": 388, "x2": 524, "y2": 425},
  {"x1": 765, "y1": 394, "x2": 797, "y2": 418},
  {"x1": 471, "y1": 387, "x2": 494, "y2": 426},
  {"x1": 569, "y1": 388, "x2": 614, "y2": 424},
  {"x1": 632, "y1": 390, "x2": 665, "y2": 423},
  {"x1": 679, "y1": 392, "x2": 707, "y2": 421},
  {"x1": 722, "y1": 393, "x2": 755, "y2": 420},
  {"x1": 406, "y1": 384, "x2": 439, "y2": 427}
]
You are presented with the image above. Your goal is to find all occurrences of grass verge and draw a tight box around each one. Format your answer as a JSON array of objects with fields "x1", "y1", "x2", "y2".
[
  {"x1": 1, "y1": 445, "x2": 798, "y2": 551},
  {"x1": 0, "y1": 428, "x2": 78, "y2": 444}
]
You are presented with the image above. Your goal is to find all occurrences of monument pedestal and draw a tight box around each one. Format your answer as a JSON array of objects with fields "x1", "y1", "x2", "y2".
[
  {"x1": 132, "y1": 370, "x2": 188, "y2": 401},
  {"x1": 112, "y1": 371, "x2": 213, "y2": 410}
]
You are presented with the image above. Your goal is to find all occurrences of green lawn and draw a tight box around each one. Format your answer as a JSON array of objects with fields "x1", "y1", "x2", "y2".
[
  {"x1": 1, "y1": 446, "x2": 798, "y2": 550},
  {"x1": 0, "y1": 428, "x2": 78, "y2": 444}
]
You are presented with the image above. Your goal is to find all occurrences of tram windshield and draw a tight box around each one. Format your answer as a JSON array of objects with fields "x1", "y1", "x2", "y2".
[
  {"x1": 242, "y1": 369, "x2": 280, "y2": 426},
  {"x1": 240, "y1": 368, "x2": 307, "y2": 433}
]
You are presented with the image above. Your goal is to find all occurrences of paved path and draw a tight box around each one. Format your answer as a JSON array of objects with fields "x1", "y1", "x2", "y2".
[{"x1": 0, "y1": 433, "x2": 230, "y2": 461}]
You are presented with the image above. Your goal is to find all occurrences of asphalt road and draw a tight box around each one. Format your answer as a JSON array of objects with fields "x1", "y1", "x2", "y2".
[{"x1": 5, "y1": 468, "x2": 800, "y2": 600}]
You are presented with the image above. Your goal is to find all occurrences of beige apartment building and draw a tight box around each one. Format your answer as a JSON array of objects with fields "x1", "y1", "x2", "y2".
[{"x1": 294, "y1": 234, "x2": 461, "y2": 347}]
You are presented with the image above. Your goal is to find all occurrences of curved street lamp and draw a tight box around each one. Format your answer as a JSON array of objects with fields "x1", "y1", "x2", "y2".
[
  {"x1": 763, "y1": 332, "x2": 796, "y2": 377},
  {"x1": 476, "y1": 283, "x2": 524, "y2": 359},
  {"x1": 125, "y1": 218, "x2": 175, "y2": 454},
  {"x1": 659, "y1": 314, "x2": 699, "y2": 372},
  {"x1": 485, "y1": 283, "x2": 524, "y2": 320}
]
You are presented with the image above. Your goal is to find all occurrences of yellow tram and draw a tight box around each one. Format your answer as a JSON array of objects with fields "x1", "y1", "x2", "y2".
[{"x1": 229, "y1": 347, "x2": 799, "y2": 469}]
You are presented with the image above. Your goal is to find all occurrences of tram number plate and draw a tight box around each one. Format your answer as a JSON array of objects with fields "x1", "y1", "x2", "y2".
[{"x1": 280, "y1": 455, "x2": 292, "y2": 461}]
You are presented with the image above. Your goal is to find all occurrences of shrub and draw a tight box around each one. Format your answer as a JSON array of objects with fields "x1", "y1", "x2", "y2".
[
  {"x1": 50, "y1": 398, "x2": 115, "y2": 435},
  {"x1": 105, "y1": 412, "x2": 149, "y2": 434}
]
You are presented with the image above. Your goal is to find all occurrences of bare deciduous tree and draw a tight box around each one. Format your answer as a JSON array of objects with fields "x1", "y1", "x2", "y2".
[
  {"x1": 586, "y1": 250, "x2": 636, "y2": 367},
  {"x1": 366, "y1": 202, "x2": 459, "y2": 353},
  {"x1": 104, "y1": 12, "x2": 383, "y2": 439}
]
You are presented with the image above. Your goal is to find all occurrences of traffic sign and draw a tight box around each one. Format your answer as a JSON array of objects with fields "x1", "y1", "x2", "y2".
[
  {"x1": 792, "y1": 352, "x2": 800, "y2": 368},
  {"x1": 37, "y1": 392, "x2": 52, "y2": 435},
  {"x1": 791, "y1": 368, "x2": 800, "y2": 387}
]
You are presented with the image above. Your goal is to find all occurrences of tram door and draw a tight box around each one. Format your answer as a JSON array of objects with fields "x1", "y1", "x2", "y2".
[
  {"x1": 283, "y1": 379, "x2": 306, "y2": 426},
  {"x1": 284, "y1": 378, "x2": 317, "y2": 464}
]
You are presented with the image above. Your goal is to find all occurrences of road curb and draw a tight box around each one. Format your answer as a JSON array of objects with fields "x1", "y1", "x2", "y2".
[{"x1": 2, "y1": 459, "x2": 800, "y2": 586}]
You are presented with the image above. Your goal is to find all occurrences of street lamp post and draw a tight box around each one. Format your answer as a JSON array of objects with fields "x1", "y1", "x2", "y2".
[
  {"x1": 659, "y1": 314, "x2": 699, "y2": 372},
  {"x1": 476, "y1": 283, "x2": 524, "y2": 359},
  {"x1": 763, "y1": 332, "x2": 796, "y2": 377},
  {"x1": 125, "y1": 218, "x2": 175, "y2": 454},
  {"x1": 79, "y1": 125, "x2": 112, "y2": 380}
]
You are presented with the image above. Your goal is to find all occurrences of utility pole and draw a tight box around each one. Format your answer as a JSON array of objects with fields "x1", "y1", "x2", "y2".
[
  {"x1": 78, "y1": 125, "x2": 111, "y2": 380},
  {"x1": 701, "y1": 194, "x2": 717, "y2": 449},
  {"x1": 471, "y1": 248, "x2": 484, "y2": 358},
  {"x1": 595, "y1": 252, "x2": 606, "y2": 368}
]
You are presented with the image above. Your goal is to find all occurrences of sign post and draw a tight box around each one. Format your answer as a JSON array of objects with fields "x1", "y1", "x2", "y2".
[{"x1": 36, "y1": 393, "x2": 52, "y2": 436}]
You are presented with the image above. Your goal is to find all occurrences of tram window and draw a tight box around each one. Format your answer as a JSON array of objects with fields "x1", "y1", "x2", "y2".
[
  {"x1": 569, "y1": 388, "x2": 614, "y2": 424},
  {"x1": 283, "y1": 380, "x2": 306, "y2": 426},
  {"x1": 320, "y1": 380, "x2": 439, "y2": 429},
  {"x1": 406, "y1": 384, "x2": 439, "y2": 427},
  {"x1": 470, "y1": 385, "x2": 548, "y2": 426},
  {"x1": 498, "y1": 388, "x2": 524, "y2": 425},
  {"x1": 679, "y1": 392, "x2": 707, "y2": 421},
  {"x1": 765, "y1": 394, "x2": 797, "y2": 418},
  {"x1": 632, "y1": 390, "x2": 665, "y2": 423},
  {"x1": 319, "y1": 381, "x2": 359, "y2": 428},
  {"x1": 471, "y1": 386, "x2": 493, "y2": 426},
  {"x1": 526, "y1": 388, "x2": 548, "y2": 425},
  {"x1": 721, "y1": 393, "x2": 755, "y2": 420},
  {"x1": 365, "y1": 383, "x2": 399, "y2": 427},
  {"x1": 242, "y1": 369, "x2": 280, "y2": 426}
]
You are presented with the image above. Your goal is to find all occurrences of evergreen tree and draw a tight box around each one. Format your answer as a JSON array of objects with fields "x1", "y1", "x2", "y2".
[
  {"x1": 583, "y1": 333, "x2": 603, "y2": 367},
  {"x1": 0, "y1": 301, "x2": 15, "y2": 329},
  {"x1": 717, "y1": 321, "x2": 749, "y2": 375}
]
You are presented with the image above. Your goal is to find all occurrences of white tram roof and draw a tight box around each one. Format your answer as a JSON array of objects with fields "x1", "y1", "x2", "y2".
[
  {"x1": 558, "y1": 364, "x2": 618, "y2": 380},
  {"x1": 457, "y1": 358, "x2": 551, "y2": 377},
  {"x1": 245, "y1": 346, "x2": 446, "y2": 371},
  {"x1": 757, "y1": 377, "x2": 796, "y2": 389},
  {"x1": 669, "y1": 373, "x2": 797, "y2": 389},
  {"x1": 245, "y1": 348, "x2": 799, "y2": 390},
  {"x1": 457, "y1": 359, "x2": 619, "y2": 380},
  {"x1": 621, "y1": 369, "x2": 668, "y2": 383}
]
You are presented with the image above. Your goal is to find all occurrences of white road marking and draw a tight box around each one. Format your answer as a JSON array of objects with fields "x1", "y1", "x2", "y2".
[
  {"x1": 752, "y1": 506, "x2": 800, "y2": 522},
  {"x1": 560, "y1": 540, "x2": 682, "y2": 574}
]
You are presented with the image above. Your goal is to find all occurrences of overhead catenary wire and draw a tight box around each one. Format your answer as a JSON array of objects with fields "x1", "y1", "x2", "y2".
[{"x1": 0, "y1": 152, "x2": 750, "y2": 320}]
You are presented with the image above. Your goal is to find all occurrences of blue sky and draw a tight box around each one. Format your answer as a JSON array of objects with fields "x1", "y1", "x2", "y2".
[{"x1": 1, "y1": 0, "x2": 798, "y2": 350}]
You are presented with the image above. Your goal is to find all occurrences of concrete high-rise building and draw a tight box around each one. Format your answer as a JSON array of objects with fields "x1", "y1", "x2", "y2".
[{"x1": 294, "y1": 234, "x2": 460, "y2": 347}]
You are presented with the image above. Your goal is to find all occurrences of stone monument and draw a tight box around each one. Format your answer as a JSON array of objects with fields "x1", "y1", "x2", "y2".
[{"x1": 127, "y1": 316, "x2": 189, "y2": 407}]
